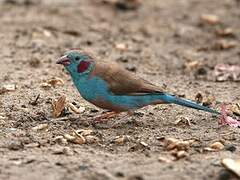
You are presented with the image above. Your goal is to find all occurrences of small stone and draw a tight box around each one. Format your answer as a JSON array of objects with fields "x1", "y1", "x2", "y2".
[
  {"x1": 176, "y1": 150, "x2": 188, "y2": 159},
  {"x1": 115, "y1": 0, "x2": 141, "y2": 11},
  {"x1": 32, "y1": 123, "x2": 48, "y2": 131},
  {"x1": 127, "y1": 175, "x2": 144, "y2": 180},
  {"x1": 52, "y1": 146, "x2": 73, "y2": 156},
  {"x1": 210, "y1": 142, "x2": 225, "y2": 150},
  {"x1": 218, "y1": 169, "x2": 233, "y2": 180},
  {"x1": 140, "y1": 141, "x2": 148, "y2": 147},
  {"x1": 115, "y1": 171, "x2": 125, "y2": 177},
  {"x1": 29, "y1": 58, "x2": 41, "y2": 68},
  {"x1": 79, "y1": 165, "x2": 88, "y2": 171},
  {"x1": 126, "y1": 65, "x2": 137, "y2": 72},
  {"x1": 158, "y1": 156, "x2": 173, "y2": 163},
  {"x1": 7, "y1": 141, "x2": 24, "y2": 151},
  {"x1": 115, "y1": 43, "x2": 128, "y2": 51},
  {"x1": 54, "y1": 136, "x2": 68, "y2": 145},
  {"x1": 201, "y1": 14, "x2": 220, "y2": 25},
  {"x1": 225, "y1": 144, "x2": 236, "y2": 152},
  {"x1": 221, "y1": 158, "x2": 240, "y2": 178},
  {"x1": 85, "y1": 135, "x2": 100, "y2": 144}
]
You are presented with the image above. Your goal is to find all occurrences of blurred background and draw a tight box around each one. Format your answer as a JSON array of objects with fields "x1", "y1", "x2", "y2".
[{"x1": 0, "y1": 0, "x2": 240, "y2": 180}]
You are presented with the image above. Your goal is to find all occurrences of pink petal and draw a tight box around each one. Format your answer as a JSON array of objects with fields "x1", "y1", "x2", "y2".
[{"x1": 219, "y1": 104, "x2": 240, "y2": 128}]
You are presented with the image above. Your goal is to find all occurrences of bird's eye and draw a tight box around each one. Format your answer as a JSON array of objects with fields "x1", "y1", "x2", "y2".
[{"x1": 75, "y1": 56, "x2": 80, "y2": 61}]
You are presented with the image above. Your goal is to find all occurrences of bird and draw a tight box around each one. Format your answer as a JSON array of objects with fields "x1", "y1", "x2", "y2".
[{"x1": 57, "y1": 50, "x2": 221, "y2": 122}]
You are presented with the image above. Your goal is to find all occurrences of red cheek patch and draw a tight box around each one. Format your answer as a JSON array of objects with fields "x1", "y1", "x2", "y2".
[{"x1": 77, "y1": 61, "x2": 91, "y2": 73}]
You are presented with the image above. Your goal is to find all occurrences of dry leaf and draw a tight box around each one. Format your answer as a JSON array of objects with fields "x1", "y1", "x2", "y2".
[
  {"x1": 64, "y1": 133, "x2": 86, "y2": 145},
  {"x1": 0, "y1": 84, "x2": 16, "y2": 94},
  {"x1": 214, "y1": 64, "x2": 240, "y2": 82},
  {"x1": 73, "y1": 136, "x2": 86, "y2": 145},
  {"x1": 47, "y1": 77, "x2": 64, "y2": 87},
  {"x1": 63, "y1": 129, "x2": 100, "y2": 145},
  {"x1": 216, "y1": 28, "x2": 234, "y2": 37},
  {"x1": 163, "y1": 137, "x2": 194, "y2": 151},
  {"x1": 74, "y1": 129, "x2": 100, "y2": 144},
  {"x1": 174, "y1": 117, "x2": 191, "y2": 126},
  {"x1": 222, "y1": 158, "x2": 240, "y2": 178},
  {"x1": 52, "y1": 96, "x2": 66, "y2": 118},
  {"x1": 68, "y1": 103, "x2": 85, "y2": 114},
  {"x1": 184, "y1": 60, "x2": 203, "y2": 73},
  {"x1": 40, "y1": 82, "x2": 52, "y2": 89},
  {"x1": 75, "y1": 129, "x2": 94, "y2": 136},
  {"x1": 113, "y1": 135, "x2": 130, "y2": 145},
  {"x1": 32, "y1": 123, "x2": 48, "y2": 131},
  {"x1": 201, "y1": 14, "x2": 220, "y2": 25},
  {"x1": 40, "y1": 77, "x2": 64, "y2": 89},
  {"x1": 73, "y1": 130, "x2": 87, "y2": 144},
  {"x1": 213, "y1": 40, "x2": 237, "y2": 50},
  {"x1": 231, "y1": 103, "x2": 240, "y2": 116}
]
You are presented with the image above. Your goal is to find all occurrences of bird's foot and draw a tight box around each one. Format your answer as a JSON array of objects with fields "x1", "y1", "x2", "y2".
[{"x1": 93, "y1": 111, "x2": 120, "y2": 123}]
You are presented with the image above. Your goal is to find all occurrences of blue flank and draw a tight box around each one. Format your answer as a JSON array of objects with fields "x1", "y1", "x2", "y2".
[{"x1": 71, "y1": 74, "x2": 220, "y2": 114}]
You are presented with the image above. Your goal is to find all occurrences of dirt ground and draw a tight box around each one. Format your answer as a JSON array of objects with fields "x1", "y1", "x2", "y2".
[{"x1": 0, "y1": 0, "x2": 240, "y2": 179}]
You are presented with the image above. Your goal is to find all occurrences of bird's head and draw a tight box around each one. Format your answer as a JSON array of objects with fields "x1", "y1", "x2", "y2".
[{"x1": 57, "y1": 50, "x2": 94, "y2": 77}]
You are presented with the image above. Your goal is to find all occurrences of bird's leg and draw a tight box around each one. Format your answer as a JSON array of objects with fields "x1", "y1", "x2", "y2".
[{"x1": 93, "y1": 111, "x2": 120, "y2": 123}]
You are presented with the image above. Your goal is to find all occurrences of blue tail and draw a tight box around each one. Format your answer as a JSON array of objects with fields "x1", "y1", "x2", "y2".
[{"x1": 158, "y1": 93, "x2": 220, "y2": 115}]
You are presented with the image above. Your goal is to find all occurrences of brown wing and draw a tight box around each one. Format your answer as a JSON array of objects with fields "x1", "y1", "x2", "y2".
[{"x1": 90, "y1": 60, "x2": 164, "y2": 95}]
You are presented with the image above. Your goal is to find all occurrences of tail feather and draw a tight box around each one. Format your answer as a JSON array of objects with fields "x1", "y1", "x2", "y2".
[{"x1": 158, "y1": 93, "x2": 220, "y2": 115}]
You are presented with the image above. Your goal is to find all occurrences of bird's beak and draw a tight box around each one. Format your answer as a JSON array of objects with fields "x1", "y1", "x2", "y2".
[{"x1": 56, "y1": 55, "x2": 70, "y2": 66}]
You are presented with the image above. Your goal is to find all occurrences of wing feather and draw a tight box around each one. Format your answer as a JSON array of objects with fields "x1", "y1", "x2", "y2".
[{"x1": 90, "y1": 60, "x2": 164, "y2": 95}]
